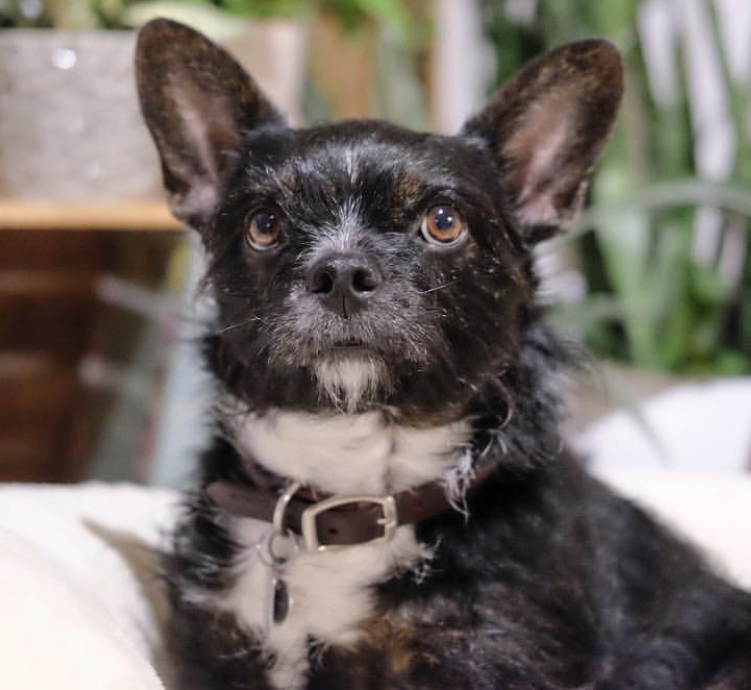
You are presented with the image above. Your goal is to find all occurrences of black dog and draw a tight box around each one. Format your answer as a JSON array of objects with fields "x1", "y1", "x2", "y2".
[{"x1": 136, "y1": 19, "x2": 751, "y2": 690}]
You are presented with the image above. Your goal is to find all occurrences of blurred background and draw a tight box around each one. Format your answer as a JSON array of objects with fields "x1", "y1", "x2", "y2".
[{"x1": 0, "y1": 0, "x2": 749, "y2": 487}]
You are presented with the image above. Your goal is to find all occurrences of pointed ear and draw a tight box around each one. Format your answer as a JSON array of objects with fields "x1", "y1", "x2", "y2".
[
  {"x1": 135, "y1": 19, "x2": 284, "y2": 228},
  {"x1": 462, "y1": 40, "x2": 623, "y2": 243}
]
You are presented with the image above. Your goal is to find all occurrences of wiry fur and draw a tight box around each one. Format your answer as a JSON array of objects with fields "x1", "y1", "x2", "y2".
[
  {"x1": 313, "y1": 357, "x2": 388, "y2": 412},
  {"x1": 135, "y1": 20, "x2": 751, "y2": 690}
]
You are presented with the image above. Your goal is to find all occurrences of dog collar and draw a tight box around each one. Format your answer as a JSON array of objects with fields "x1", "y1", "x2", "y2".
[{"x1": 206, "y1": 467, "x2": 493, "y2": 552}]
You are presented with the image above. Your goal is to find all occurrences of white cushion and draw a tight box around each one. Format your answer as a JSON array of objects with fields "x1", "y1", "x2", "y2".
[
  {"x1": 578, "y1": 377, "x2": 751, "y2": 474},
  {"x1": 0, "y1": 483, "x2": 178, "y2": 690},
  {"x1": 0, "y1": 528, "x2": 165, "y2": 690}
]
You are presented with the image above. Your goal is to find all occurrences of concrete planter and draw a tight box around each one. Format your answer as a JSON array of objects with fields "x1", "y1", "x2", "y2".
[{"x1": 0, "y1": 30, "x2": 161, "y2": 202}]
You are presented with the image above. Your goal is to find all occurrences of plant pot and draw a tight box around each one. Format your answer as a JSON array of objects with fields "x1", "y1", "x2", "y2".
[
  {"x1": 0, "y1": 30, "x2": 161, "y2": 202},
  {"x1": 225, "y1": 18, "x2": 308, "y2": 126}
]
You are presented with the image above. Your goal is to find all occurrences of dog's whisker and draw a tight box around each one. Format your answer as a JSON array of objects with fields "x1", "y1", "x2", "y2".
[
  {"x1": 415, "y1": 280, "x2": 458, "y2": 295},
  {"x1": 213, "y1": 315, "x2": 267, "y2": 335}
]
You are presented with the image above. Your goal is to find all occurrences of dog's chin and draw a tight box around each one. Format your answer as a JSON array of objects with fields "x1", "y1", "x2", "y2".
[{"x1": 313, "y1": 350, "x2": 390, "y2": 413}]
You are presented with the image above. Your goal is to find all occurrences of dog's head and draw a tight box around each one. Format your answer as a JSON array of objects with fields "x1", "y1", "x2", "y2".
[{"x1": 136, "y1": 20, "x2": 622, "y2": 421}]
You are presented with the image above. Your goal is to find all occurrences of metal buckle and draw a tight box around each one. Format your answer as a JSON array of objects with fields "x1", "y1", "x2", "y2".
[{"x1": 300, "y1": 494, "x2": 398, "y2": 552}]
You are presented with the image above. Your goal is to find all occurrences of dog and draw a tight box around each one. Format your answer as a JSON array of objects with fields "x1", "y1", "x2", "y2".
[{"x1": 136, "y1": 19, "x2": 751, "y2": 690}]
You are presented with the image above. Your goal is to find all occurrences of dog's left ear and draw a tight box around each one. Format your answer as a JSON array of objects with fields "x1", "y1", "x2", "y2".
[
  {"x1": 463, "y1": 40, "x2": 623, "y2": 243},
  {"x1": 136, "y1": 18, "x2": 284, "y2": 229}
]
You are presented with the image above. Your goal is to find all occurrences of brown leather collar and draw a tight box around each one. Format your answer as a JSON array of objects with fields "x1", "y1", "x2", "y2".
[{"x1": 206, "y1": 466, "x2": 494, "y2": 551}]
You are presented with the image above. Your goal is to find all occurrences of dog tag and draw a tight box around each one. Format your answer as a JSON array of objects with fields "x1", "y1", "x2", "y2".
[
  {"x1": 258, "y1": 484, "x2": 301, "y2": 628},
  {"x1": 272, "y1": 576, "x2": 291, "y2": 624}
]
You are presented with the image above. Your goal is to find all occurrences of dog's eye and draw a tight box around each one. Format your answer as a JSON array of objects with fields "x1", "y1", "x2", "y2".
[
  {"x1": 245, "y1": 208, "x2": 282, "y2": 250},
  {"x1": 420, "y1": 205, "x2": 466, "y2": 245}
]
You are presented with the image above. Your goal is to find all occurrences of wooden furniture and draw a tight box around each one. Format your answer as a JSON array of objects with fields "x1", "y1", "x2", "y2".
[
  {"x1": 0, "y1": 200, "x2": 183, "y2": 483},
  {"x1": 0, "y1": 200, "x2": 180, "y2": 231}
]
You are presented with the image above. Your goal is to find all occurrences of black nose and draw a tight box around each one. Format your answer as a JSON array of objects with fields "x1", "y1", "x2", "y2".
[{"x1": 307, "y1": 252, "x2": 382, "y2": 318}]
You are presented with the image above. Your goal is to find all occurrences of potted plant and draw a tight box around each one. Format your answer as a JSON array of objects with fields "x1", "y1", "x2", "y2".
[
  {"x1": 124, "y1": 0, "x2": 428, "y2": 126},
  {"x1": 0, "y1": 0, "x2": 167, "y2": 201},
  {"x1": 0, "y1": 0, "x2": 425, "y2": 202}
]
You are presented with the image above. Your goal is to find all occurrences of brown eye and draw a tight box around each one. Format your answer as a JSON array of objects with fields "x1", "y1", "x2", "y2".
[
  {"x1": 246, "y1": 208, "x2": 282, "y2": 250},
  {"x1": 420, "y1": 205, "x2": 466, "y2": 245}
]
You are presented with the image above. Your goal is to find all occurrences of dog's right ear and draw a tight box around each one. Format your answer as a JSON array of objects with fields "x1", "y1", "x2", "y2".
[{"x1": 136, "y1": 19, "x2": 284, "y2": 228}]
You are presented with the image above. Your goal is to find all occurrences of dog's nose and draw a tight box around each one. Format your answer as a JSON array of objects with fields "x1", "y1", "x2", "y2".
[{"x1": 307, "y1": 253, "x2": 382, "y2": 318}]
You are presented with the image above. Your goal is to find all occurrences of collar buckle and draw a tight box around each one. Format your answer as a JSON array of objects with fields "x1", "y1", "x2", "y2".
[{"x1": 300, "y1": 494, "x2": 398, "y2": 552}]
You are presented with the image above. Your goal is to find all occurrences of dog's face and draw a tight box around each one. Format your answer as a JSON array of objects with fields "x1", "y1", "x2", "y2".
[{"x1": 136, "y1": 20, "x2": 622, "y2": 420}]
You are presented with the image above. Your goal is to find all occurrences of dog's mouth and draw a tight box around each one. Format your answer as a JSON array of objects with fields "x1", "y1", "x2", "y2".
[{"x1": 326, "y1": 338, "x2": 379, "y2": 357}]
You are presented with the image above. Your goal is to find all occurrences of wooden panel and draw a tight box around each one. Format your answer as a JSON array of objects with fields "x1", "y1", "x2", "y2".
[
  {"x1": 0, "y1": 438, "x2": 61, "y2": 482},
  {"x1": 0, "y1": 290, "x2": 100, "y2": 365},
  {"x1": 0, "y1": 269, "x2": 98, "y2": 295},
  {"x1": 0, "y1": 229, "x2": 110, "y2": 270},
  {"x1": 0, "y1": 200, "x2": 182, "y2": 231},
  {"x1": 0, "y1": 220, "x2": 181, "y2": 481},
  {"x1": 0, "y1": 356, "x2": 84, "y2": 482},
  {"x1": 0, "y1": 225, "x2": 181, "y2": 483}
]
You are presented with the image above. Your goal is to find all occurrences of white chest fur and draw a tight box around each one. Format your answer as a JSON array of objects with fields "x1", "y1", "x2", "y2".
[
  {"x1": 215, "y1": 407, "x2": 471, "y2": 689},
  {"x1": 232, "y1": 409, "x2": 470, "y2": 495}
]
